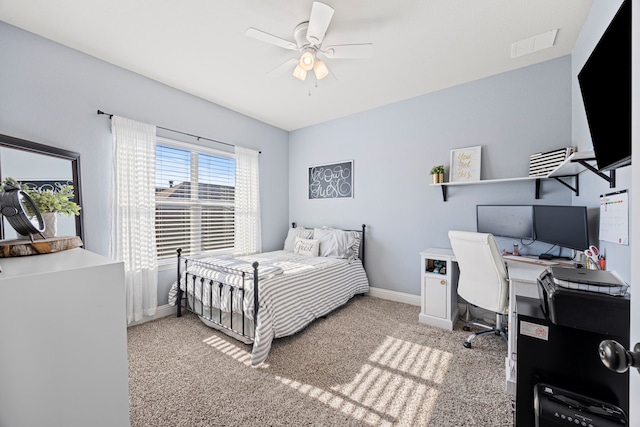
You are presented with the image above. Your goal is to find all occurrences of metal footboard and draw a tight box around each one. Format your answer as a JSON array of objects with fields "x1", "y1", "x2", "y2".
[{"x1": 175, "y1": 248, "x2": 259, "y2": 343}]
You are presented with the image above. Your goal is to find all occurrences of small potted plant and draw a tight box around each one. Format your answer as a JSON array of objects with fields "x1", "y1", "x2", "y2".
[
  {"x1": 2, "y1": 178, "x2": 81, "y2": 238},
  {"x1": 430, "y1": 165, "x2": 445, "y2": 184}
]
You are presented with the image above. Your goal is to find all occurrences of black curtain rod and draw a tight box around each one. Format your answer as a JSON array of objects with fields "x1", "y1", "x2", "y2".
[{"x1": 97, "y1": 110, "x2": 260, "y2": 153}]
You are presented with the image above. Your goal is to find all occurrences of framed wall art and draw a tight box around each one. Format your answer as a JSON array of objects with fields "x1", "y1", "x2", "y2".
[
  {"x1": 449, "y1": 146, "x2": 481, "y2": 182},
  {"x1": 308, "y1": 160, "x2": 353, "y2": 199}
]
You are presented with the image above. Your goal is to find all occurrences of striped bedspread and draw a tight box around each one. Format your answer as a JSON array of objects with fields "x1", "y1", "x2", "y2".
[{"x1": 169, "y1": 250, "x2": 370, "y2": 366}]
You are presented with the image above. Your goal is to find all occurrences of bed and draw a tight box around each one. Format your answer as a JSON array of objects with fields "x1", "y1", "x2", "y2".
[{"x1": 168, "y1": 223, "x2": 369, "y2": 366}]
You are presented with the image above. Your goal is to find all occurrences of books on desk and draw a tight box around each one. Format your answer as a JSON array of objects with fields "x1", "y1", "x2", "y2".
[{"x1": 502, "y1": 255, "x2": 559, "y2": 267}]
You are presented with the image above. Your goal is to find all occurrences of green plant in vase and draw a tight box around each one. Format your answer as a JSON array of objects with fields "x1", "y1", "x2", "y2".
[
  {"x1": 26, "y1": 184, "x2": 81, "y2": 217},
  {"x1": 430, "y1": 165, "x2": 445, "y2": 184}
]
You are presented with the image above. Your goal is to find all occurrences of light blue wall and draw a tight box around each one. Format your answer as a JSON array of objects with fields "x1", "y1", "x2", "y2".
[
  {"x1": 290, "y1": 57, "x2": 578, "y2": 296},
  {"x1": 570, "y1": 0, "x2": 631, "y2": 282},
  {"x1": 0, "y1": 21, "x2": 290, "y2": 304}
]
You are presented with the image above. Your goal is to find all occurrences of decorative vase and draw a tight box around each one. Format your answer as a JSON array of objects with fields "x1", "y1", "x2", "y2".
[
  {"x1": 432, "y1": 173, "x2": 444, "y2": 184},
  {"x1": 42, "y1": 212, "x2": 57, "y2": 238}
]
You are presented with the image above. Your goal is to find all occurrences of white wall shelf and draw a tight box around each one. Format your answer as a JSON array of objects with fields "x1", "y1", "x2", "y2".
[{"x1": 431, "y1": 150, "x2": 616, "y2": 201}]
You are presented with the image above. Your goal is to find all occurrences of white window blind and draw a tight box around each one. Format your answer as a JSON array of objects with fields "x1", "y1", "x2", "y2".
[{"x1": 155, "y1": 140, "x2": 235, "y2": 260}]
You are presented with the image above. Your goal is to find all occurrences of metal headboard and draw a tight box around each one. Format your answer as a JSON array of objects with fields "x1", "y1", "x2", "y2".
[{"x1": 291, "y1": 222, "x2": 366, "y2": 269}]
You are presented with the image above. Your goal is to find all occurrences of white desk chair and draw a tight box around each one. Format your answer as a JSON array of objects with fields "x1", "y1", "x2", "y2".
[{"x1": 448, "y1": 230, "x2": 509, "y2": 348}]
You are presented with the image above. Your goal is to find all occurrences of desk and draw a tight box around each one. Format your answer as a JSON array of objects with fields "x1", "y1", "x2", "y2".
[
  {"x1": 419, "y1": 249, "x2": 568, "y2": 394},
  {"x1": 514, "y1": 296, "x2": 629, "y2": 427},
  {"x1": 502, "y1": 256, "x2": 576, "y2": 394},
  {"x1": 503, "y1": 260, "x2": 548, "y2": 395}
]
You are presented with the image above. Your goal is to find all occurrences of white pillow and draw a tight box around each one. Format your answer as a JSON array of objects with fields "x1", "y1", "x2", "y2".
[
  {"x1": 350, "y1": 231, "x2": 362, "y2": 260},
  {"x1": 293, "y1": 237, "x2": 319, "y2": 257},
  {"x1": 313, "y1": 227, "x2": 357, "y2": 258},
  {"x1": 283, "y1": 227, "x2": 314, "y2": 251}
]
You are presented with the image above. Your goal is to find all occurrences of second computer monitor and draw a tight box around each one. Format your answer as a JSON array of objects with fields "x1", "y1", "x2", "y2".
[
  {"x1": 533, "y1": 205, "x2": 589, "y2": 250},
  {"x1": 476, "y1": 205, "x2": 535, "y2": 239}
]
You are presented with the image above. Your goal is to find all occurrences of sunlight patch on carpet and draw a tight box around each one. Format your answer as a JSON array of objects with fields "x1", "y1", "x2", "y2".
[
  {"x1": 368, "y1": 335, "x2": 453, "y2": 383},
  {"x1": 274, "y1": 336, "x2": 451, "y2": 426},
  {"x1": 202, "y1": 335, "x2": 264, "y2": 367}
]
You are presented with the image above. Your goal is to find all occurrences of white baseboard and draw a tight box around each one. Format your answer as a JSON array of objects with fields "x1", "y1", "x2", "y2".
[
  {"x1": 367, "y1": 286, "x2": 420, "y2": 306},
  {"x1": 127, "y1": 304, "x2": 176, "y2": 327}
]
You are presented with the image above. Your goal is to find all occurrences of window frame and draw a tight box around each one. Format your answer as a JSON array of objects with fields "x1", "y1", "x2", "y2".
[{"x1": 155, "y1": 136, "x2": 236, "y2": 266}]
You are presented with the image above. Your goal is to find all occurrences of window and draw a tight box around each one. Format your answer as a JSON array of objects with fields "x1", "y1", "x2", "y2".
[{"x1": 155, "y1": 138, "x2": 235, "y2": 261}]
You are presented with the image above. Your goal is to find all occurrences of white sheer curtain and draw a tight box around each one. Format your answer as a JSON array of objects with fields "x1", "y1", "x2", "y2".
[
  {"x1": 234, "y1": 146, "x2": 261, "y2": 255},
  {"x1": 110, "y1": 116, "x2": 158, "y2": 324}
]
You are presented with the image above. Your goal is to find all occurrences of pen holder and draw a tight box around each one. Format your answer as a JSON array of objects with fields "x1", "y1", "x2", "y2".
[{"x1": 586, "y1": 258, "x2": 599, "y2": 270}]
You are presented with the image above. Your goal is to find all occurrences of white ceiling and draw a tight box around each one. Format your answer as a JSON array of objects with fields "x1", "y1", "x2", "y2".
[{"x1": 0, "y1": 0, "x2": 594, "y2": 131}]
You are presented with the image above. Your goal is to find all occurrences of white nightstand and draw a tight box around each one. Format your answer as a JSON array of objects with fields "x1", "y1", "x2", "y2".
[{"x1": 419, "y1": 248, "x2": 459, "y2": 330}]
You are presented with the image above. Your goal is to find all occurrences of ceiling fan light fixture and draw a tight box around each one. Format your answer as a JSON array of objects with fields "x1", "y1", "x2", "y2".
[
  {"x1": 293, "y1": 64, "x2": 307, "y2": 80},
  {"x1": 299, "y1": 50, "x2": 315, "y2": 71},
  {"x1": 314, "y1": 60, "x2": 329, "y2": 80},
  {"x1": 246, "y1": 2, "x2": 374, "y2": 85}
]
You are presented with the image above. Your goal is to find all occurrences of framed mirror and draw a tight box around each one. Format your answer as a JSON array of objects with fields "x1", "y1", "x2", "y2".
[{"x1": 0, "y1": 133, "x2": 83, "y2": 242}]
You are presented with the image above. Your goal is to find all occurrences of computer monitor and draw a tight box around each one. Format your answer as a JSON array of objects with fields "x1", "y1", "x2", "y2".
[
  {"x1": 476, "y1": 205, "x2": 535, "y2": 239},
  {"x1": 533, "y1": 205, "x2": 589, "y2": 250}
]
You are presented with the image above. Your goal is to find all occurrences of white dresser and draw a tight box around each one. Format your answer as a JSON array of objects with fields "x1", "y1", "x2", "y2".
[{"x1": 0, "y1": 248, "x2": 130, "y2": 427}]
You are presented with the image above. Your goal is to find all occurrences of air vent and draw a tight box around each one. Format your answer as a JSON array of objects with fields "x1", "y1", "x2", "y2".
[{"x1": 511, "y1": 29, "x2": 558, "y2": 58}]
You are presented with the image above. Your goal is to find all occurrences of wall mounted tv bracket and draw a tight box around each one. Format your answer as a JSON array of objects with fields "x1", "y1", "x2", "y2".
[{"x1": 554, "y1": 155, "x2": 616, "y2": 196}]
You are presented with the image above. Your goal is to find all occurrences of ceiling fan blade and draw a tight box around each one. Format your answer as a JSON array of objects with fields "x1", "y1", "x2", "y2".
[
  {"x1": 322, "y1": 43, "x2": 374, "y2": 59},
  {"x1": 245, "y1": 27, "x2": 297, "y2": 50},
  {"x1": 267, "y1": 58, "x2": 299, "y2": 76},
  {"x1": 306, "y1": 2, "x2": 334, "y2": 45}
]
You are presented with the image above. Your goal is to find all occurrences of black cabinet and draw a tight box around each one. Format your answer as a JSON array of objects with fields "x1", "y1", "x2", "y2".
[{"x1": 515, "y1": 296, "x2": 629, "y2": 427}]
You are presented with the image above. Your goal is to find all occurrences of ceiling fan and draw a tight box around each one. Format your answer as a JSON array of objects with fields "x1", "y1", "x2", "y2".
[{"x1": 245, "y1": 1, "x2": 373, "y2": 81}]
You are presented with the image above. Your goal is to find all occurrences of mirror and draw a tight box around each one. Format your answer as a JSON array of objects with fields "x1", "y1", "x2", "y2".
[{"x1": 0, "y1": 133, "x2": 83, "y2": 241}]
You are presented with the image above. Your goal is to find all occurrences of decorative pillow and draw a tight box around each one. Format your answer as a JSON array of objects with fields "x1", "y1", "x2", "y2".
[
  {"x1": 350, "y1": 231, "x2": 362, "y2": 260},
  {"x1": 283, "y1": 227, "x2": 314, "y2": 251},
  {"x1": 293, "y1": 237, "x2": 320, "y2": 257},
  {"x1": 313, "y1": 227, "x2": 357, "y2": 259}
]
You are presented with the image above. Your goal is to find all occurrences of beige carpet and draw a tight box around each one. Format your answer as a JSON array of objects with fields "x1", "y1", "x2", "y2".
[{"x1": 127, "y1": 296, "x2": 514, "y2": 426}]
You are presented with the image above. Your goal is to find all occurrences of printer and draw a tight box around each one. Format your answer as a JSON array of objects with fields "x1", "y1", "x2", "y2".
[{"x1": 537, "y1": 267, "x2": 630, "y2": 335}]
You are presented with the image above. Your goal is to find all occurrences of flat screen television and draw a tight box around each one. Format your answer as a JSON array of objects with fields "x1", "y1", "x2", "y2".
[
  {"x1": 577, "y1": 0, "x2": 631, "y2": 171},
  {"x1": 476, "y1": 205, "x2": 534, "y2": 239},
  {"x1": 533, "y1": 205, "x2": 589, "y2": 251}
]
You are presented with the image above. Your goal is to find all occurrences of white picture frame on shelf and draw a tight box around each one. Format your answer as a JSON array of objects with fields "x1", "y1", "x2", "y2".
[{"x1": 449, "y1": 146, "x2": 481, "y2": 182}]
